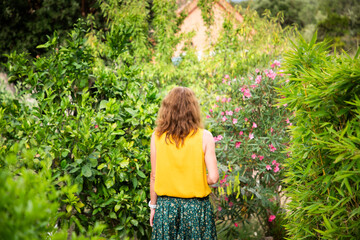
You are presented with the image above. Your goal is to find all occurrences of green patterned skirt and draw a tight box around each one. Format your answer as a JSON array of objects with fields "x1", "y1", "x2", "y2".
[{"x1": 151, "y1": 195, "x2": 217, "y2": 240}]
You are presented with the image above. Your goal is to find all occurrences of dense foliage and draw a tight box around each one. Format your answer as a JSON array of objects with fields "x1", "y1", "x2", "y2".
[
  {"x1": 278, "y1": 33, "x2": 360, "y2": 239},
  {"x1": 0, "y1": 0, "x2": 102, "y2": 64},
  {"x1": 235, "y1": 0, "x2": 360, "y2": 53},
  {"x1": 1, "y1": 22, "x2": 160, "y2": 238}
]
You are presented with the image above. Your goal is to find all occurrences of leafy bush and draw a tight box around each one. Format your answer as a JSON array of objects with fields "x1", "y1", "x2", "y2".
[
  {"x1": 278, "y1": 33, "x2": 360, "y2": 239},
  {"x1": 207, "y1": 61, "x2": 291, "y2": 239},
  {"x1": 0, "y1": 153, "x2": 59, "y2": 239},
  {"x1": 2, "y1": 22, "x2": 160, "y2": 238}
]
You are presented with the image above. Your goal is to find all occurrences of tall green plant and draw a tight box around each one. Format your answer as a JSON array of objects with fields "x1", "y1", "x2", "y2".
[{"x1": 278, "y1": 33, "x2": 360, "y2": 239}]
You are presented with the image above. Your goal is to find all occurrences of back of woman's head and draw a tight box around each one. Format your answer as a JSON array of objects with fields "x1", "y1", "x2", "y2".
[{"x1": 156, "y1": 87, "x2": 203, "y2": 148}]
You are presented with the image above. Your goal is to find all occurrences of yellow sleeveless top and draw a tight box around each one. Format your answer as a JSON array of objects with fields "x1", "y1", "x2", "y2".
[{"x1": 154, "y1": 128, "x2": 211, "y2": 198}]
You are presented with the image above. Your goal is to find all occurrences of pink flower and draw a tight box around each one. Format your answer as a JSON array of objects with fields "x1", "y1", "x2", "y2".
[
  {"x1": 272, "y1": 160, "x2": 277, "y2": 165},
  {"x1": 218, "y1": 207, "x2": 222, "y2": 211},
  {"x1": 239, "y1": 131, "x2": 243, "y2": 136},
  {"x1": 266, "y1": 69, "x2": 277, "y2": 80},
  {"x1": 226, "y1": 111, "x2": 233, "y2": 116},
  {"x1": 229, "y1": 202, "x2": 233, "y2": 207},
  {"x1": 227, "y1": 98, "x2": 231, "y2": 102},
  {"x1": 234, "y1": 222, "x2": 239, "y2": 227},
  {"x1": 283, "y1": 103, "x2": 288, "y2": 107},
  {"x1": 255, "y1": 68, "x2": 260, "y2": 73},
  {"x1": 224, "y1": 196, "x2": 229, "y2": 201},
  {"x1": 233, "y1": 118, "x2": 238, "y2": 124},
  {"x1": 266, "y1": 165, "x2": 272, "y2": 170},
  {"x1": 259, "y1": 155, "x2": 264, "y2": 161},
  {"x1": 270, "y1": 127, "x2": 274, "y2": 133},
  {"x1": 286, "y1": 118, "x2": 290, "y2": 124},
  {"x1": 214, "y1": 135, "x2": 223, "y2": 142},
  {"x1": 285, "y1": 79, "x2": 290, "y2": 83},
  {"x1": 235, "y1": 142, "x2": 242, "y2": 148},
  {"x1": 224, "y1": 74, "x2": 230, "y2": 79},
  {"x1": 255, "y1": 75, "x2": 262, "y2": 84},
  {"x1": 244, "y1": 118, "x2": 248, "y2": 122},
  {"x1": 209, "y1": 109, "x2": 213, "y2": 113},
  {"x1": 249, "y1": 133, "x2": 254, "y2": 139},
  {"x1": 271, "y1": 60, "x2": 280, "y2": 69},
  {"x1": 221, "y1": 112, "x2": 225, "y2": 116},
  {"x1": 251, "y1": 154, "x2": 257, "y2": 159},
  {"x1": 222, "y1": 79, "x2": 227, "y2": 84},
  {"x1": 268, "y1": 215, "x2": 276, "y2": 222},
  {"x1": 273, "y1": 166, "x2": 280, "y2": 173},
  {"x1": 216, "y1": 96, "x2": 220, "y2": 102},
  {"x1": 221, "y1": 97, "x2": 227, "y2": 103},
  {"x1": 274, "y1": 60, "x2": 281, "y2": 66},
  {"x1": 213, "y1": 104, "x2": 218, "y2": 108},
  {"x1": 222, "y1": 116, "x2": 227, "y2": 122},
  {"x1": 252, "y1": 122, "x2": 257, "y2": 128},
  {"x1": 206, "y1": 115, "x2": 211, "y2": 119},
  {"x1": 235, "y1": 107, "x2": 240, "y2": 112},
  {"x1": 250, "y1": 84, "x2": 257, "y2": 89},
  {"x1": 269, "y1": 144, "x2": 277, "y2": 152},
  {"x1": 244, "y1": 89, "x2": 252, "y2": 98},
  {"x1": 95, "y1": 125, "x2": 99, "y2": 129}
]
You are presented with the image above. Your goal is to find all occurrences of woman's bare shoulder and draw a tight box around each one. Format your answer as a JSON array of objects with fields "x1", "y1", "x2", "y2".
[{"x1": 203, "y1": 129, "x2": 214, "y2": 142}]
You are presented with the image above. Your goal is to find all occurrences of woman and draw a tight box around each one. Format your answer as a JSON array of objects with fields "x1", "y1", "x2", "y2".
[{"x1": 149, "y1": 87, "x2": 219, "y2": 239}]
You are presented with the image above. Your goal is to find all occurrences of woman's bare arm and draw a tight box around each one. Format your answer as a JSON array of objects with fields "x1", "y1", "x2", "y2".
[
  {"x1": 149, "y1": 132, "x2": 157, "y2": 227},
  {"x1": 203, "y1": 130, "x2": 219, "y2": 185}
]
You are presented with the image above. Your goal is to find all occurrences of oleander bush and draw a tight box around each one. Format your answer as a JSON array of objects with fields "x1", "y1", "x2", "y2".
[
  {"x1": 278, "y1": 33, "x2": 360, "y2": 239},
  {"x1": 206, "y1": 61, "x2": 291, "y2": 239}
]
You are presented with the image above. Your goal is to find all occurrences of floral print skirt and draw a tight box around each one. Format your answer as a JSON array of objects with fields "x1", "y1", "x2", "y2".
[{"x1": 151, "y1": 195, "x2": 217, "y2": 239}]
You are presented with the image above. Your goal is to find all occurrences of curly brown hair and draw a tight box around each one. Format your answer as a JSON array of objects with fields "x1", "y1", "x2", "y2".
[{"x1": 155, "y1": 87, "x2": 204, "y2": 148}]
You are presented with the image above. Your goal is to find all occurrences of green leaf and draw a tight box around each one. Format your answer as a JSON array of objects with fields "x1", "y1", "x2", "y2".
[
  {"x1": 97, "y1": 163, "x2": 107, "y2": 170},
  {"x1": 61, "y1": 150, "x2": 69, "y2": 158},
  {"x1": 130, "y1": 219, "x2": 138, "y2": 226},
  {"x1": 114, "y1": 204, "x2": 120, "y2": 212},
  {"x1": 132, "y1": 177, "x2": 138, "y2": 188},
  {"x1": 60, "y1": 160, "x2": 67, "y2": 169},
  {"x1": 109, "y1": 212, "x2": 117, "y2": 219},
  {"x1": 125, "y1": 108, "x2": 138, "y2": 116},
  {"x1": 105, "y1": 177, "x2": 115, "y2": 189},
  {"x1": 137, "y1": 170, "x2": 146, "y2": 178},
  {"x1": 99, "y1": 100, "x2": 108, "y2": 109},
  {"x1": 81, "y1": 165, "x2": 92, "y2": 178}
]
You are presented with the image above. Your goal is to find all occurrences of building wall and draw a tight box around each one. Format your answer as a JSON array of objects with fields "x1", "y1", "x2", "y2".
[{"x1": 174, "y1": 0, "x2": 243, "y2": 56}]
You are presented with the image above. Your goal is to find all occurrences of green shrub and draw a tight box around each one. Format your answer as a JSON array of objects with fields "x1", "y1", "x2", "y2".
[
  {"x1": 2, "y1": 23, "x2": 160, "y2": 239},
  {"x1": 278, "y1": 33, "x2": 360, "y2": 239},
  {"x1": 0, "y1": 156, "x2": 59, "y2": 240}
]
